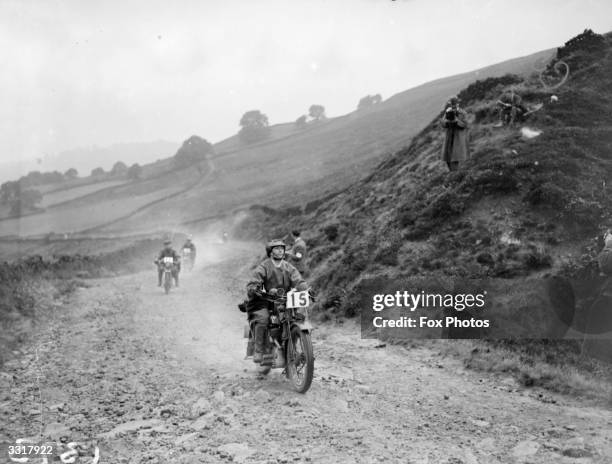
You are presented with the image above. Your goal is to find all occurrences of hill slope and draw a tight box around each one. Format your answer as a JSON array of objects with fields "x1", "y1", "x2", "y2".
[
  {"x1": 262, "y1": 30, "x2": 612, "y2": 344},
  {"x1": 92, "y1": 48, "x2": 554, "y2": 234}
]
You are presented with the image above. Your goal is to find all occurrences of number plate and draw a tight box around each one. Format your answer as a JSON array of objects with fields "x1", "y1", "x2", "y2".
[
  {"x1": 286, "y1": 290, "x2": 310, "y2": 308},
  {"x1": 162, "y1": 257, "x2": 174, "y2": 264}
]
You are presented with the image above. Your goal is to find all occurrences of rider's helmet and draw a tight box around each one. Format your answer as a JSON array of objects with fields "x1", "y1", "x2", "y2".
[
  {"x1": 186, "y1": 234, "x2": 193, "y2": 242},
  {"x1": 265, "y1": 239, "x2": 286, "y2": 258}
]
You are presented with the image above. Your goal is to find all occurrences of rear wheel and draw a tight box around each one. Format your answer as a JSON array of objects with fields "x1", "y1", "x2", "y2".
[
  {"x1": 163, "y1": 271, "x2": 172, "y2": 294},
  {"x1": 286, "y1": 326, "x2": 314, "y2": 393}
]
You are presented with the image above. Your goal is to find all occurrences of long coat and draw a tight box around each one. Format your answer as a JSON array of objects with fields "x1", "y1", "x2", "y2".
[
  {"x1": 598, "y1": 244, "x2": 612, "y2": 275},
  {"x1": 440, "y1": 108, "x2": 470, "y2": 165}
]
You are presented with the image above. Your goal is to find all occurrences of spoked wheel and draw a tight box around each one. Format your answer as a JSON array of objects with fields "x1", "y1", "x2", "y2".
[
  {"x1": 286, "y1": 326, "x2": 314, "y2": 393},
  {"x1": 163, "y1": 272, "x2": 172, "y2": 294}
]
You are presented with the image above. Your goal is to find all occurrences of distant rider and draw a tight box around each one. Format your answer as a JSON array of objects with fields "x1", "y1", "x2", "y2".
[
  {"x1": 154, "y1": 239, "x2": 181, "y2": 287},
  {"x1": 182, "y1": 235, "x2": 197, "y2": 264},
  {"x1": 246, "y1": 239, "x2": 308, "y2": 363}
]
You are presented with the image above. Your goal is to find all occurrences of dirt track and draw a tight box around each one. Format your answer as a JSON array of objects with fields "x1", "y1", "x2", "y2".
[{"x1": 1, "y1": 241, "x2": 611, "y2": 463}]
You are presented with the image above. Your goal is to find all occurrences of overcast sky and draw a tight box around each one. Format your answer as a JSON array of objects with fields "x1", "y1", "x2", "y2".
[{"x1": 1, "y1": 0, "x2": 611, "y2": 164}]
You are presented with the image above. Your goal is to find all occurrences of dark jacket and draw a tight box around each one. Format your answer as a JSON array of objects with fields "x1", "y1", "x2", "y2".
[
  {"x1": 247, "y1": 258, "x2": 307, "y2": 298},
  {"x1": 157, "y1": 248, "x2": 180, "y2": 262},
  {"x1": 182, "y1": 242, "x2": 196, "y2": 254}
]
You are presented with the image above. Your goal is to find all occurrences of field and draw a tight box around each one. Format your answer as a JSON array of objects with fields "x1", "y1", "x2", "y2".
[{"x1": 39, "y1": 180, "x2": 128, "y2": 207}]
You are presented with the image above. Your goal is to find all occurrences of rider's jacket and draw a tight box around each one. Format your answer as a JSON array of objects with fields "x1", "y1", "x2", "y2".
[
  {"x1": 182, "y1": 242, "x2": 196, "y2": 252},
  {"x1": 247, "y1": 258, "x2": 307, "y2": 299},
  {"x1": 157, "y1": 248, "x2": 180, "y2": 262}
]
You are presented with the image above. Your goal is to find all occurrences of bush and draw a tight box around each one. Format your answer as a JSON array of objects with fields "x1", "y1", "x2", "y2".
[
  {"x1": 523, "y1": 182, "x2": 567, "y2": 208},
  {"x1": 457, "y1": 74, "x2": 523, "y2": 105},
  {"x1": 374, "y1": 240, "x2": 401, "y2": 267},
  {"x1": 323, "y1": 224, "x2": 339, "y2": 241}
]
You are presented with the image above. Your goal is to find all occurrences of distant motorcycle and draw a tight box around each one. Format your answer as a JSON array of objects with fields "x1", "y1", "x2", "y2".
[
  {"x1": 157, "y1": 257, "x2": 178, "y2": 294},
  {"x1": 182, "y1": 247, "x2": 194, "y2": 271},
  {"x1": 241, "y1": 288, "x2": 315, "y2": 393}
]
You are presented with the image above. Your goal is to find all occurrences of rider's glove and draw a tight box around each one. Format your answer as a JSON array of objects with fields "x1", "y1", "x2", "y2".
[
  {"x1": 268, "y1": 288, "x2": 279, "y2": 297},
  {"x1": 247, "y1": 286, "x2": 261, "y2": 299}
]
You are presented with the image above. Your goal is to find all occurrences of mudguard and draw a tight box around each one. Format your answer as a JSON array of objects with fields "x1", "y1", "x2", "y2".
[{"x1": 293, "y1": 320, "x2": 313, "y2": 332}]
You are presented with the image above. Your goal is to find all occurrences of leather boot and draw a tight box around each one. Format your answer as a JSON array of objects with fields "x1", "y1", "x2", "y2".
[{"x1": 253, "y1": 324, "x2": 266, "y2": 364}]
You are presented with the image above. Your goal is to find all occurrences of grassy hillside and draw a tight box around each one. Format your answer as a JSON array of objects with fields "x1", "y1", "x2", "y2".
[
  {"x1": 260, "y1": 31, "x2": 612, "y2": 347},
  {"x1": 94, "y1": 49, "x2": 554, "y2": 235}
]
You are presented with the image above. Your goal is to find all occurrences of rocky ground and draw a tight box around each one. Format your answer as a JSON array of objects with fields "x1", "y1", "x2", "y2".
[{"x1": 1, "y1": 241, "x2": 611, "y2": 463}]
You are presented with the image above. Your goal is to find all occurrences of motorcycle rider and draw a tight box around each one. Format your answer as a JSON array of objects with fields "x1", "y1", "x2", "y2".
[
  {"x1": 246, "y1": 239, "x2": 308, "y2": 363},
  {"x1": 154, "y1": 239, "x2": 181, "y2": 287},
  {"x1": 182, "y1": 235, "x2": 197, "y2": 265}
]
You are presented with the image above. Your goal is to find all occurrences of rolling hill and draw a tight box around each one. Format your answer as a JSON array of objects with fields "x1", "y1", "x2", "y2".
[
  {"x1": 0, "y1": 47, "x2": 553, "y2": 240},
  {"x1": 252, "y1": 30, "x2": 612, "y2": 355}
]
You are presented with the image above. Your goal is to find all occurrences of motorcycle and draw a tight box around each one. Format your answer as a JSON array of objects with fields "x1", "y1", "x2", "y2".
[
  {"x1": 182, "y1": 247, "x2": 194, "y2": 271},
  {"x1": 241, "y1": 288, "x2": 315, "y2": 393},
  {"x1": 157, "y1": 256, "x2": 177, "y2": 294}
]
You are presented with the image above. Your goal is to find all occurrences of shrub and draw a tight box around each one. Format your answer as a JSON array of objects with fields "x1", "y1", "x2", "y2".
[
  {"x1": 323, "y1": 224, "x2": 339, "y2": 241},
  {"x1": 457, "y1": 74, "x2": 523, "y2": 105}
]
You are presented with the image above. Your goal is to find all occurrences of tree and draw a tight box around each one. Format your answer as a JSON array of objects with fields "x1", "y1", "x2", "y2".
[
  {"x1": 111, "y1": 161, "x2": 128, "y2": 176},
  {"x1": 127, "y1": 163, "x2": 143, "y2": 180},
  {"x1": 64, "y1": 168, "x2": 78, "y2": 179},
  {"x1": 173, "y1": 135, "x2": 214, "y2": 169},
  {"x1": 357, "y1": 94, "x2": 383, "y2": 110},
  {"x1": 8, "y1": 188, "x2": 42, "y2": 216},
  {"x1": 295, "y1": 115, "x2": 307, "y2": 129},
  {"x1": 239, "y1": 110, "x2": 270, "y2": 144},
  {"x1": 0, "y1": 181, "x2": 20, "y2": 204},
  {"x1": 309, "y1": 104, "x2": 326, "y2": 121},
  {"x1": 91, "y1": 167, "x2": 105, "y2": 177}
]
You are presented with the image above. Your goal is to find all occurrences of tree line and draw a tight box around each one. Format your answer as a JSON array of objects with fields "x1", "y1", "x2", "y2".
[{"x1": 1, "y1": 93, "x2": 383, "y2": 217}]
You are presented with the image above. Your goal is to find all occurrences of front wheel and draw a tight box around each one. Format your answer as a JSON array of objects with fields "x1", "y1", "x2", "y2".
[
  {"x1": 286, "y1": 326, "x2": 314, "y2": 393},
  {"x1": 163, "y1": 271, "x2": 172, "y2": 294}
]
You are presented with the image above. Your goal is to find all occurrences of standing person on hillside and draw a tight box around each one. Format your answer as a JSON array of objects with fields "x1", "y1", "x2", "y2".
[
  {"x1": 440, "y1": 96, "x2": 470, "y2": 171},
  {"x1": 181, "y1": 235, "x2": 197, "y2": 270},
  {"x1": 286, "y1": 230, "x2": 308, "y2": 276},
  {"x1": 598, "y1": 230, "x2": 612, "y2": 276}
]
